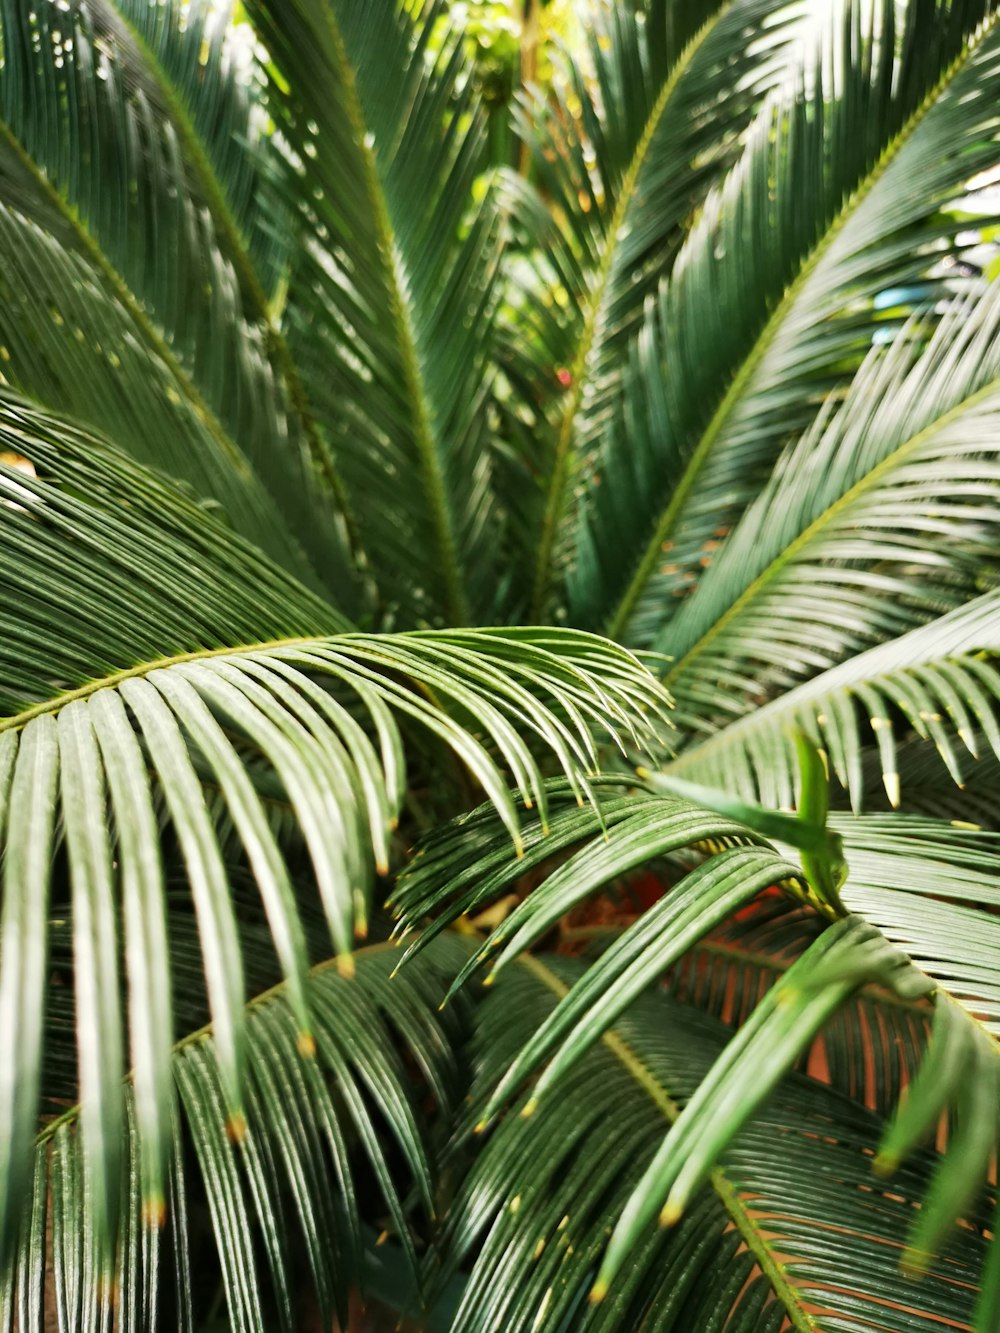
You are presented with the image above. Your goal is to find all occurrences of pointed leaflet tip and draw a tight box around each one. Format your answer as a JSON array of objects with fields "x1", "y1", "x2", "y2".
[
  {"x1": 521, "y1": 1098, "x2": 539, "y2": 1119},
  {"x1": 872, "y1": 1152, "x2": 898, "y2": 1179},
  {"x1": 589, "y1": 1281, "x2": 608, "y2": 1305},
  {"x1": 141, "y1": 1194, "x2": 168, "y2": 1229},
  {"x1": 226, "y1": 1111, "x2": 248, "y2": 1145},
  {"x1": 336, "y1": 952, "x2": 356, "y2": 980},
  {"x1": 297, "y1": 1031, "x2": 317, "y2": 1059},
  {"x1": 659, "y1": 1200, "x2": 683, "y2": 1228},
  {"x1": 901, "y1": 1246, "x2": 931, "y2": 1278},
  {"x1": 884, "y1": 771, "x2": 900, "y2": 807}
]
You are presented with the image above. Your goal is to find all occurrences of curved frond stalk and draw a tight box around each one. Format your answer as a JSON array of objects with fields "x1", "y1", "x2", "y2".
[
  {"x1": 593, "y1": 917, "x2": 996, "y2": 1296},
  {"x1": 0, "y1": 414, "x2": 670, "y2": 1274},
  {"x1": 435, "y1": 955, "x2": 990, "y2": 1331},
  {"x1": 658, "y1": 281, "x2": 1000, "y2": 760},
  {"x1": 8, "y1": 936, "x2": 471, "y2": 1331},
  {"x1": 243, "y1": 0, "x2": 505, "y2": 625},
  {"x1": 670, "y1": 584, "x2": 1000, "y2": 813},
  {"x1": 0, "y1": 0, "x2": 363, "y2": 608},
  {"x1": 581, "y1": 0, "x2": 1000, "y2": 639},
  {"x1": 663, "y1": 892, "x2": 931, "y2": 1116},
  {"x1": 523, "y1": 0, "x2": 815, "y2": 618}
]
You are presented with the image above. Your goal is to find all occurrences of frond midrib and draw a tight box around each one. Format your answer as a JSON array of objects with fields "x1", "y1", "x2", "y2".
[
  {"x1": 606, "y1": 18, "x2": 998, "y2": 640},
  {"x1": 0, "y1": 635, "x2": 326, "y2": 733},
  {"x1": 317, "y1": 2, "x2": 469, "y2": 625},
  {"x1": 529, "y1": 3, "x2": 734, "y2": 621},
  {"x1": 667, "y1": 648, "x2": 986, "y2": 771},
  {"x1": 105, "y1": 0, "x2": 362, "y2": 555},
  {"x1": 34, "y1": 938, "x2": 399, "y2": 1152},
  {"x1": 0, "y1": 117, "x2": 253, "y2": 481},
  {"x1": 663, "y1": 370, "x2": 1000, "y2": 691},
  {"x1": 519, "y1": 952, "x2": 819, "y2": 1331}
]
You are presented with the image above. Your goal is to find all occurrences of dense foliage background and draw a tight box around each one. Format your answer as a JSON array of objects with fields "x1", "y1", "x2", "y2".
[{"x1": 1, "y1": 0, "x2": 1000, "y2": 1329}]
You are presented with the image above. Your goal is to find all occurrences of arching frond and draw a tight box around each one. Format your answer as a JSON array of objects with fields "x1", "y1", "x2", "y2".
[
  {"x1": 0, "y1": 404, "x2": 671, "y2": 1281},
  {"x1": 0, "y1": 0, "x2": 360, "y2": 606},
  {"x1": 671, "y1": 585, "x2": 1000, "y2": 811},
  {"x1": 400, "y1": 779, "x2": 1000, "y2": 1311},
  {"x1": 659, "y1": 283, "x2": 1000, "y2": 761},
  {"x1": 567, "y1": 0, "x2": 1000, "y2": 637},
  {"x1": 4, "y1": 934, "x2": 471, "y2": 1333},
  {"x1": 242, "y1": 0, "x2": 506, "y2": 625},
  {"x1": 432, "y1": 955, "x2": 992, "y2": 1331},
  {"x1": 510, "y1": 0, "x2": 814, "y2": 617}
]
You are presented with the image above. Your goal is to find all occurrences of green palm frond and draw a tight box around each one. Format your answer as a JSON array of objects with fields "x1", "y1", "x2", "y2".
[
  {"x1": 242, "y1": 0, "x2": 506, "y2": 626},
  {"x1": 660, "y1": 282, "x2": 1000, "y2": 758},
  {"x1": 662, "y1": 893, "x2": 930, "y2": 1115},
  {"x1": 566, "y1": 0, "x2": 1000, "y2": 636},
  {"x1": 505, "y1": 0, "x2": 812, "y2": 618},
  {"x1": 3, "y1": 0, "x2": 1000, "y2": 1325},
  {"x1": 432, "y1": 954, "x2": 992, "y2": 1331},
  {"x1": 0, "y1": 0, "x2": 359, "y2": 606},
  {"x1": 671, "y1": 585, "x2": 1000, "y2": 810},
  {"x1": 401, "y1": 775, "x2": 1000, "y2": 1313},
  {"x1": 2, "y1": 934, "x2": 471, "y2": 1332},
  {"x1": 0, "y1": 401, "x2": 670, "y2": 1288}
]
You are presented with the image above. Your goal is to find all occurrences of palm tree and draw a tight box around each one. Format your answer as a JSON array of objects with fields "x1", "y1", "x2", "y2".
[{"x1": 1, "y1": 0, "x2": 999, "y2": 1327}]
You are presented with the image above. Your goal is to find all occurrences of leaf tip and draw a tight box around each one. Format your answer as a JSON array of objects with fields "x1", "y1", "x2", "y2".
[
  {"x1": 659, "y1": 1201, "x2": 683, "y2": 1228},
  {"x1": 901, "y1": 1246, "x2": 930, "y2": 1278},
  {"x1": 226, "y1": 1111, "x2": 248, "y2": 1145},
  {"x1": 872, "y1": 1151, "x2": 896, "y2": 1178},
  {"x1": 141, "y1": 1194, "x2": 168, "y2": 1229},
  {"x1": 297, "y1": 1030, "x2": 317, "y2": 1060},
  {"x1": 336, "y1": 953, "x2": 356, "y2": 980},
  {"x1": 521, "y1": 1097, "x2": 539, "y2": 1119},
  {"x1": 589, "y1": 1280, "x2": 608, "y2": 1305}
]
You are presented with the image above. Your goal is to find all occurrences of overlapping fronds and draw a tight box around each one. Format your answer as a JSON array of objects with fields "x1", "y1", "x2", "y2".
[
  {"x1": 242, "y1": 0, "x2": 506, "y2": 625},
  {"x1": 430, "y1": 955, "x2": 993, "y2": 1331},
  {"x1": 503, "y1": 0, "x2": 813, "y2": 617},
  {"x1": 659, "y1": 281, "x2": 1000, "y2": 762},
  {"x1": 0, "y1": 402, "x2": 671, "y2": 1290},
  {"x1": 671, "y1": 585, "x2": 1000, "y2": 811},
  {"x1": 399, "y1": 779, "x2": 1000, "y2": 1317},
  {"x1": 563, "y1": 0, "x2": 1000, "y2": 636},
  {"x1": 0, "y1": 934, "x2": 471, "y2": 1333},
  {"x1": 0, "y1": 0, "x2": 359, "y2": 605}
]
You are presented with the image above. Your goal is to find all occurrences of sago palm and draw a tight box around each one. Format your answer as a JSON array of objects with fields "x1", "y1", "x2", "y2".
[{"x1": 1, "y1": 0, "x2": 1000, "y2": 1328}]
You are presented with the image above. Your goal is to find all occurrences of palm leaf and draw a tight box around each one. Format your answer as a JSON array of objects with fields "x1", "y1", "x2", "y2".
[
  {"x1": 654, "y1": 275, "x2": 1000, "y2": 786},
  {"x1": 433, "y1": 954, "x2": 992, "y2": 1330},
  {"x1": 0, "y1": 403, "x2": 670, "y2": 1280},
  {"x1": 0, "y1": 0, "x2": 360, "y2": 606},
  {"x1": 567, "y1": 0, "x2": 1000, "y2": 637},
  {"x1": 671, "y1": 584, "x2": 1000, "y2": 811},
  {"x1": 243, "y1": 0, "x2": 506, "y2": 625},
  {"x1": 506, "y1": 0, "x2": 813, "y2": 618},
  {"x1": 401, "y1": 779, "x2": 1000, "y2": 1311},
  {"x1": 4, "y1": 933, "x2": 471, "y2": 1332}
]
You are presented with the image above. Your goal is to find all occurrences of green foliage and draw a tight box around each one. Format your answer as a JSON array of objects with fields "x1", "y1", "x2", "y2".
[{"x1": 1, "y1": 0, "x2": 1000, "y2": 1328}]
